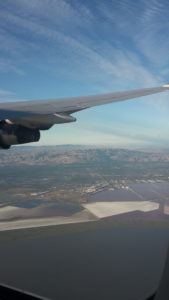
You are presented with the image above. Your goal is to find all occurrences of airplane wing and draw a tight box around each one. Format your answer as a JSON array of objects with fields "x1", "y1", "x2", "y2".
[
  {"x1": 0, "y1": 83, "x2": 169, "y2": 149},
  {"x1": 0, "y1": 282, "x2": 48, "y2": 299}
]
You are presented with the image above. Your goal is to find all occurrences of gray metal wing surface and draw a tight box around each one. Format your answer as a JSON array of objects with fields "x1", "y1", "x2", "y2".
[
  {"x1": 0, "y1": 85, "x2": 168, "y2": 120},
  {"x1": 0, "y1": 84, "x2": 168, "y2": 148}
]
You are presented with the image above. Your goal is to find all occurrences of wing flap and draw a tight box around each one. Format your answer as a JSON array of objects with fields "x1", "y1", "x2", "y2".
[{"x1": 10, "y1": 113, "x2": 76, "y2": 129}]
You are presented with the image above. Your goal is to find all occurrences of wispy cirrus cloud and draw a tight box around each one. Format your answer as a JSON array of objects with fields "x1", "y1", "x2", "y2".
[
  {"x1": 98, "y1": 0, "x2": 169, "y2": 68},
  {"x1": 0, "y1": 59, "x2": 25, "y2": 76},
  {"x1": 0, "y1": 0, "x2": 164, "y2": 89},
  {"x1": 0, "y1": 89, "x2": 26, "y2": 103}
]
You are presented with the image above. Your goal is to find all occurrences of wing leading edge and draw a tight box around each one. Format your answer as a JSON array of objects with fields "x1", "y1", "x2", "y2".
[
  {"x1": 0, "y1": 83, "x2": 168, "y2": 149},
  {"x1": 0, "y1": 84, "x2": 168, "y2": 119}
]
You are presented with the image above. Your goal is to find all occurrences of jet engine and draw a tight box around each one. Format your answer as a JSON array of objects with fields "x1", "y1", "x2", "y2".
[{"x1": 0, "y1": 121, "x2": 40, "y2": 149}]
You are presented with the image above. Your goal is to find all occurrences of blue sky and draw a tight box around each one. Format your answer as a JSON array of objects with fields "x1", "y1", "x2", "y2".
[{"x1": 0, "y1": 0, "x2": 169, "y2": 148}]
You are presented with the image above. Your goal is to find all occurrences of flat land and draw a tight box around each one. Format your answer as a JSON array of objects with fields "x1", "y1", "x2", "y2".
[
  {"x1": 0, "y1": 208, "x2": 97, "y2": 231},
  {"x1": 83, "y1": 201, "x2": 159, "y2": 218}
]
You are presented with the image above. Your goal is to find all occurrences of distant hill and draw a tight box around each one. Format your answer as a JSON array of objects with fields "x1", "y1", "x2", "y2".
[{"x1": 1, "y1": 146, "x2": 169, "y2": 165}]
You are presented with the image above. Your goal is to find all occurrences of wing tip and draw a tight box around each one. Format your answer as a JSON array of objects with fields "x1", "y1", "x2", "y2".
[{"x1": 162, "y1": 82, "x2": 169, "y2": 88}]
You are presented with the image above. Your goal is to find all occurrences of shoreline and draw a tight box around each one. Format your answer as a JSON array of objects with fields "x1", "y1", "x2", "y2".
[
  {"x1": 0, "y1": 209, "x2": 97, "y2": 232},
  {"x1": 0, "y1": 200, "x2": 164, "y2": 232}
]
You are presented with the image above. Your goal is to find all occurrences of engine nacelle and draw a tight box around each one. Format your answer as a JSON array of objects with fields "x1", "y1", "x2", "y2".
[{"x1": 0, "y1": 122, "x2": 40, "y2": 149}]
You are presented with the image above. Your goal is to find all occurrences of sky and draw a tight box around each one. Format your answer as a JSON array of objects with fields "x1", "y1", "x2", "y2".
[{"x1": 0, "y1": 0, "x2": 169, "y2": 148}]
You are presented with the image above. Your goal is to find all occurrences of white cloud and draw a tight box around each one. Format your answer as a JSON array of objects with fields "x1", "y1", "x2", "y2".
[
  {"x1": 0, "y1": 90, "x2": 13, "y2": 96},
  {"x1": 0, "y1": 58, "x2": 25, "y2": 76},
  {"x1": 97, "y1": 0, "x2": 169, "y2": 69},
  {"x1": 0, "y1": 89, "x2": 26, "y2": 103},
  {"x1": 0, "y1": 1, "x2": 167, "y2": 97},
  {"x1": 2, "y1": 0, "x2": 93, "y2": 30},
  {"x1": 0, "y1": 3, "x2": 161, "y2": 90}
]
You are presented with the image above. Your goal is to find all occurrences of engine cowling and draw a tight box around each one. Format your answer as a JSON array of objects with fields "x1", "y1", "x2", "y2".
[{"x1": 0, "y1": 122, "x2": 40, "y2": 149}]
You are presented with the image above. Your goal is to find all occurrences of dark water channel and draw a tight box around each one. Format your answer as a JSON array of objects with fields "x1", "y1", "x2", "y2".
[{"x1": 0, "y1": 225, "x2": 168, "y2": 300}]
